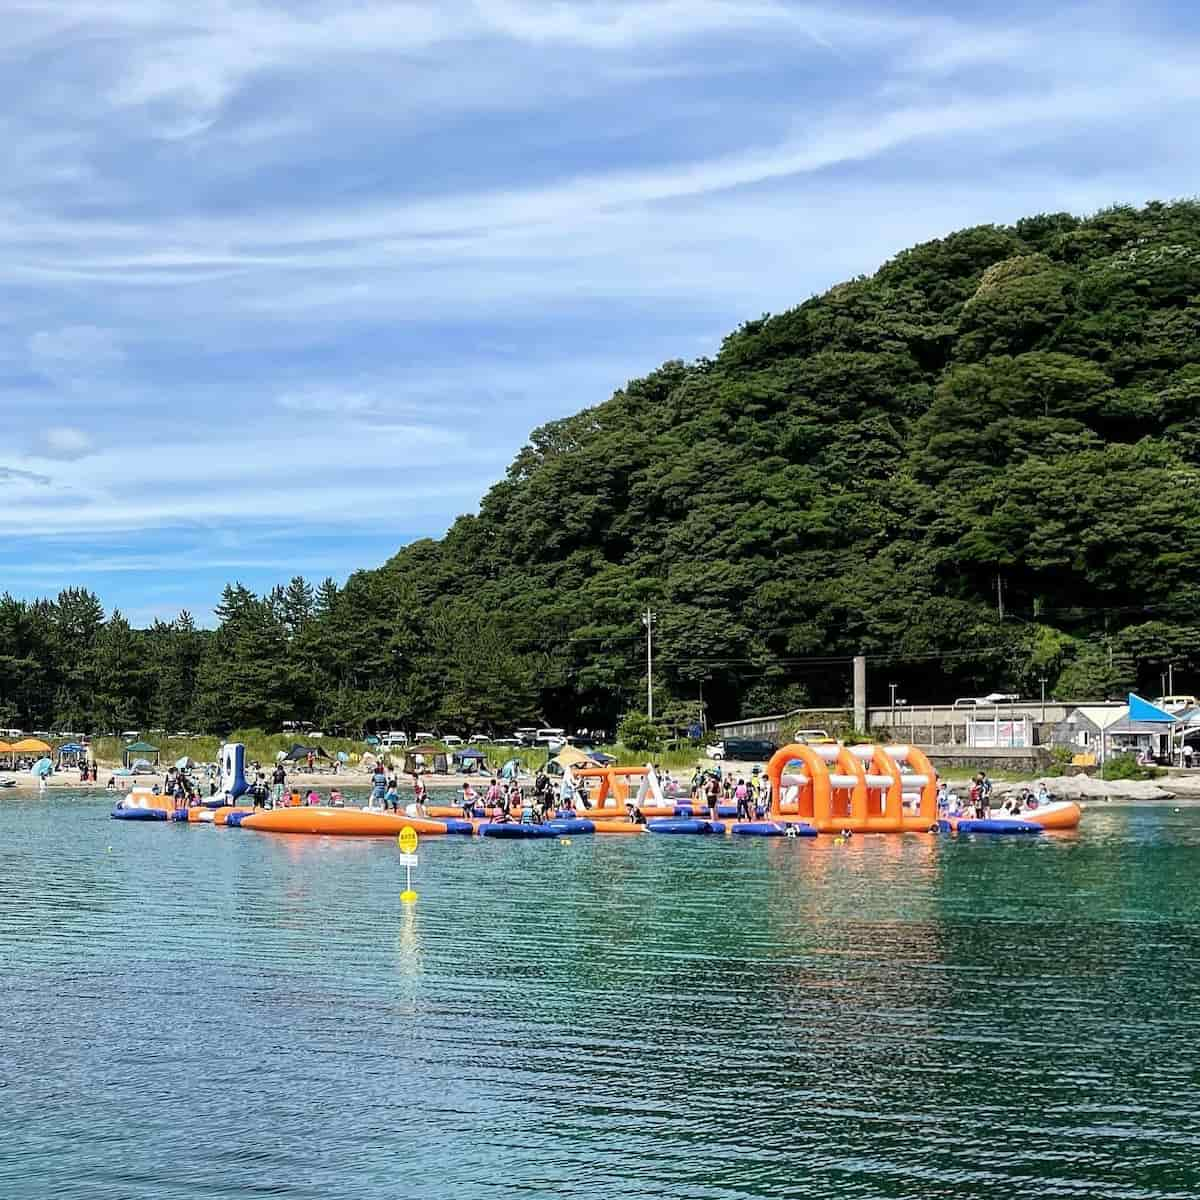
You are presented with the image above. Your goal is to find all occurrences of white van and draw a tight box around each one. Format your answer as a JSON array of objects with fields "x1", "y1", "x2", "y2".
[
  {"x1": 534, "y1": 727, "x2": 566, "y2": 745},
  {"x1": 380, "y1": 731, "x2": 408, "y2": 747}
]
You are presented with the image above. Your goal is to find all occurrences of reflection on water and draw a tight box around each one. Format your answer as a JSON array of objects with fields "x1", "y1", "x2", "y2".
[{"x1": 0, "y1": 794, "x2": 1198, "y2": 1199}]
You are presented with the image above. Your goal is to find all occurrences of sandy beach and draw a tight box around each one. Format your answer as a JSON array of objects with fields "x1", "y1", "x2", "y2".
[{"x1": 7, "y1": 758, "x2": 1200, "y2": 804}]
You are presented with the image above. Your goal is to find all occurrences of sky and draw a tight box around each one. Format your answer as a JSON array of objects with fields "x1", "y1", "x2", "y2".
[{"x1": 1, "y1": 0, "x2": 1198, "y2": 625}]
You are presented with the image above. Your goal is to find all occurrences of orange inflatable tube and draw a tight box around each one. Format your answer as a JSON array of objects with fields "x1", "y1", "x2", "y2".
[
  {"x1": 1018, "y1": 800, "x2": 1082, "y2": 830},
  {"x1": 239, "y1": 808, "x2": 450, "y2": 837},
  {"x1": 588, "y1": 818, "x2": 648, "y2": 834}
]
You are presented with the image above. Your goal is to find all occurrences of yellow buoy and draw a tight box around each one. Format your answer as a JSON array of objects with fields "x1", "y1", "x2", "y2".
[
  {"x1": 400, "y1": 889, "x2": 418, "y2": 904},
  {"x1": 561, "y1": 838, "x2": 572, "y2": 845}
]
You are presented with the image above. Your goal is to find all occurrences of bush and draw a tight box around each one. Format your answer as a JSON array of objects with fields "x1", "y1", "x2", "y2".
[
  {"x1": 1045, "y1": 745, "x2": 1075, "y2": 777},
  {"x1": 1100, "y1": 752, "x2": 1162, "y2": 781},
  {"x1": 617, "y1": 712, "x2": 664, "y2": 754}
]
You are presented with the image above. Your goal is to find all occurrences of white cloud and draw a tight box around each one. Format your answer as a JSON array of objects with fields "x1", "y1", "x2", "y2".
[
  {"x1": 0, "y1": 0, "x2": 1197, "y2": 609},
  {"x1": 39, "y1": 426, "x2": 96, "y2": 460},
  {"x1": 28, "y1": 325, "x2": 124, "y2": 371},
  {"x1": 276, "y1": 390, "x2": 380, "y2": 416}
]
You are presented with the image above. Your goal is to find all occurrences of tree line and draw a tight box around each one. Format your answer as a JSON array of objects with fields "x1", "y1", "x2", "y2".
[{"x1": 5, "y1": 201, "x2": 1200, "y2": 736}]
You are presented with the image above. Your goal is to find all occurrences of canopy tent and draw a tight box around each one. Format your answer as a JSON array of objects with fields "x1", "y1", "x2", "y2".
[
  {"x1": 57, "y1": 742, "x2": 86, "y2": 754},
  {"x1": 452, "y1": 747, "x2": 487, "y2": 774},
  {"x1": 12, "y1": 737, "x2": 52, "y2": 754},
  {"x1": 283, "y1": 744, "x2": 332, "y2": 762},
  {"x1": 0, "y1": 741, "x2": 12, "y2": 754},
  {"x1": 547, "y1": 746, "x2": 603, "y2": 775},
  {"x1": 123, "y1": 741, "x2": 159, "y2": 767},
  {"x1": 402, "y1": 746, "x2": 448, "y2": 775}
]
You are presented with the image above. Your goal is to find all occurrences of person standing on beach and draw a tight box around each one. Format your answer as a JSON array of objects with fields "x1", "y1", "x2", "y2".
[{"x1": 271, "y1": 762, "x2": 286, "y2": 807}]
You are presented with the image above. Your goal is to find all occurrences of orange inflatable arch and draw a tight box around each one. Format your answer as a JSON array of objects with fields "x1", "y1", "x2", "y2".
[{"x1": 767, "y1": 742, "x2": 938, "y2": 834}]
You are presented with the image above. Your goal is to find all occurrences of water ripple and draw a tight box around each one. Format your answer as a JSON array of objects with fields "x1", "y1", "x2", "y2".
[{"x1": 0, "y1": 793, "x2": 1197, "y2": 1198}]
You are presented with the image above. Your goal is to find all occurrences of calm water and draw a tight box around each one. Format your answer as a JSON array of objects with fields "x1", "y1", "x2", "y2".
[{"x1": 1, "y1": 794, "x2": 1198, "y2": 1199}]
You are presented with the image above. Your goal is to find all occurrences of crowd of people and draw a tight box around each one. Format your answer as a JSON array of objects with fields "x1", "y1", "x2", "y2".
[
  {"x1": 936, "y1": 773, "x2": 1051, "y2": 819},
  {"x1": 689, "y1": 765, "x2": 772, "y2": 820}
]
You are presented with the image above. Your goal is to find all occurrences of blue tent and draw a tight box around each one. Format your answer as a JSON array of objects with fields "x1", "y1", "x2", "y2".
[
  {"x1": 57, "y1": 742, "x2": 86, "y2": 754},
  {"x1": 1128, "y1": 694, "x2": 1177, "y2": 723}
]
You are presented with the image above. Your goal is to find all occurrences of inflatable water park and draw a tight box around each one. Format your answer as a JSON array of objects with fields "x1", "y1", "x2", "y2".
[{"x1": 111, "y1": 740, "x2": 1082, "y2": 840}]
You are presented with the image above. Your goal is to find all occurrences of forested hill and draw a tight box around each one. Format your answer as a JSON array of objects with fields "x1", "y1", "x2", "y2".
[{"x1": 5, "y1": 200, "x2": 1200, "y2": 736}]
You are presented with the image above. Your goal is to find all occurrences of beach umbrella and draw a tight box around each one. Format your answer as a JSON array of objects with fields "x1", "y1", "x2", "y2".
[{"x1": 30, "y1": 757, "x2": 53, "y2": 777}]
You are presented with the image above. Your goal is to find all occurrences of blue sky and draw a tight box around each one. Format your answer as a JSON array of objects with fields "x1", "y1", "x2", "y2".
[{"x1": 1, "y1": 0, "x2": 1197, "y2": 625}]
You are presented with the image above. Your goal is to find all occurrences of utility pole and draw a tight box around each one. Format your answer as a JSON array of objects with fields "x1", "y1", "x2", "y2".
[
  {"x1": 1168, "y1": 661, "x2": 1175, "y2": 695},
  {"x1": 889, "y1": 682, "x2": 898, "y2": 726},
  {"x1": 1039, "y1": 675, "x2": 1047, "y2": 724},
  {"x1": 853, "y1": 655, "x2": 867, "y2": 734},
  {"x1": 698, "y1": 677, "x2": 706, "y2": 732},
  {"x1": 642, "y1": 609, "x2": 656, "y2": 721},
  {"x1": 996, "y1": 574, "x2": 1005, "y2": 620}
]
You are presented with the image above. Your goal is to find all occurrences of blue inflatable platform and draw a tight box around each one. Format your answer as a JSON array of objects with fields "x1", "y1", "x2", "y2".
[
  {"x1": 954, "y1": 818, "x2": 1043, "y2": 835},
  {"x1": 478, "y1": 822, "x2": 560, "y2": 840},
  {"x1": 110, "y1": 804, "x2": 168, "y2": 822},
  {"x1": 647, "y1": 818, "x2": 726, "y2": 835}
]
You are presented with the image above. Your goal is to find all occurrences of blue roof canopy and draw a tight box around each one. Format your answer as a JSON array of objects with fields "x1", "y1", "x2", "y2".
[{"x1": 1127, "y1": 694, "x2": 1178, "y2": 724}]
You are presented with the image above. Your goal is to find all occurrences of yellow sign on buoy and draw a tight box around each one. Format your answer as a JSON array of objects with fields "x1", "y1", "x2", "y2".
[{"x1": 398, "y1": 826, "x2": 419, "y2": 902}]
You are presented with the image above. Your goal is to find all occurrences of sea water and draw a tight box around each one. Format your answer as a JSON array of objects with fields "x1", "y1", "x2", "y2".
[{"x1": 1, "y1": 793, "x2": 1198, "y2": 1199}]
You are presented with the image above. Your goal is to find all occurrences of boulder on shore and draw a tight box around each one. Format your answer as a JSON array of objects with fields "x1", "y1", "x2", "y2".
[{"x1": 989, "y1": 776, "x2": 1174, "y2": 802}]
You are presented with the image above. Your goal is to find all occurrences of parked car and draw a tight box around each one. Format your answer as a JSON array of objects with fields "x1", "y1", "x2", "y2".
[
  {"x1": 492, "y1": 737, "x2": 523, "y2": 747},
  {"x1": 443, "y1": 735, "x2": 463, "y2": 747},
  {"x1": 706, "y1": 738, "x2": 777, "y2": 762},
  {"x1": 413, "y1": 732, "x2": 436, "y2": 743},
  {"x1": 467, "y1": 733, "x2": 490, "y2": 744}
]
